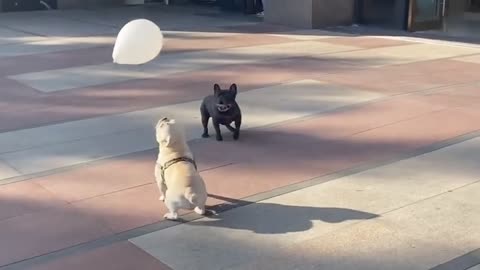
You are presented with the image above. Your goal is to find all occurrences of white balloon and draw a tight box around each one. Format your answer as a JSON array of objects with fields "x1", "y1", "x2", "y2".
[{"x1": 112, "y1": 19, "x2": 163, "y2": 65}]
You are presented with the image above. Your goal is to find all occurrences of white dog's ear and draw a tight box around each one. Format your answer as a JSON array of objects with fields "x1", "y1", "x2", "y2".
[{"x1": 156, "y1": 117, "x2": 168, "y2": 129}]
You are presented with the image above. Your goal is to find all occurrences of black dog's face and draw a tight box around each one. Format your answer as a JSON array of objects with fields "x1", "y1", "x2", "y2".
[{"x1": 214, "y1": 84, "x2": 237, "y2": 113}]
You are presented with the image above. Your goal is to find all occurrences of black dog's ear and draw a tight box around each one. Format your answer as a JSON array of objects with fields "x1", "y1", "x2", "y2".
[
  {"x1": 214, "y1": 84, "x2": 221, "y2": 96},
  {"x1": 229, "y1": 84, "x2": 237, "y2": 98}
]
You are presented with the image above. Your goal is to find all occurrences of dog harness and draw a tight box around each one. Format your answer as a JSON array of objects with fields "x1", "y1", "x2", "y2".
[{"x1": 159, "y1": 156, "x2": 197, "y2": 182}]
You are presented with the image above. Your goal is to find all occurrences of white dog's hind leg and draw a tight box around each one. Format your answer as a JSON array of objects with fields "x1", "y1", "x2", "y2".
[
  {"x1": 163, "y1": 212, "x2": 178, "y2": 220},
  {"x1": 194, "y1": 206, "x2": 206, "y2": 215},
  {"x1": 185, "y1": 188, "x2": 206, "y2": 215},
  {"x1": 163, "y1": 198, "x2": 179, "y2": 220}
]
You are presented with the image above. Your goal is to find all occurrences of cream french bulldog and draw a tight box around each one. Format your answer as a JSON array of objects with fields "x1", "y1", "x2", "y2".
[{"x1": 155, "y1": 117, "x2": 208, "y2": 220}]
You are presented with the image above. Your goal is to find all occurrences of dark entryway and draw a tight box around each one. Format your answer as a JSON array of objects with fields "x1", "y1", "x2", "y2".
[
  {"x1": 217, "y1": 0, "x2": 262, "y2": 14},
  {"x1": 469, "y1": 0, "x2": 480, "y2": 11},
  {"x1": 356, "y1": 0, "x2": 410, "y2": 30}
]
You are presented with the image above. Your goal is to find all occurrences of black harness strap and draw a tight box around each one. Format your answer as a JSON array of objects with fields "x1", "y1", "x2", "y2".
[{"x1": 160, "y1": 157, "x2": 197, "y2": 182}]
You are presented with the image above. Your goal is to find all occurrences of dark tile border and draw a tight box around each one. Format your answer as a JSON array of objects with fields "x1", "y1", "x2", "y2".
[{"x1": 430, "y1": 248, "x2": 480, "y2": 270}]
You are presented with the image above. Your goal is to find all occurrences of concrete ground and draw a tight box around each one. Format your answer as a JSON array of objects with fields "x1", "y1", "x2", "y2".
[{"x1": 0, "y1": 3, "x2": 479, "y2": 270}]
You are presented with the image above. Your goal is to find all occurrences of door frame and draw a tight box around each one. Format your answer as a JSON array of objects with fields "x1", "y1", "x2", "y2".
[{"x1": 408, "y1": 0, "x2": 445, "y2": 31}]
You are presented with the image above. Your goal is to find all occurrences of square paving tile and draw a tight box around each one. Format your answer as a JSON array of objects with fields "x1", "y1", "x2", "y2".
[
  {"x1": 72, "y1": 184, "x2": 166, "y2": 233},
  {"x1": 0, "y1": 204, "x2": 112, "y2": 266},
  {"x1": 0, "y1": 181, "x2": 66, "y2": 221},
  {"x1": 326, "y1": 43, "x2": 480, "y2": 67},
  {"x1": 34, "y1": 150, "x2": 155, "y2": 203}
]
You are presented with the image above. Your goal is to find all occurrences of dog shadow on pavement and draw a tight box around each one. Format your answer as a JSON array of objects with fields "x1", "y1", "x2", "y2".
[{"x1": 189, "y1": 194, "x2": 380, "y2": 234}]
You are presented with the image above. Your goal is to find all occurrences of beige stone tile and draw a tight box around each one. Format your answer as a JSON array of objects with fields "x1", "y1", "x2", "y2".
[{"x1": 327, "y1": 43, "x2": 480, "y2": 67}]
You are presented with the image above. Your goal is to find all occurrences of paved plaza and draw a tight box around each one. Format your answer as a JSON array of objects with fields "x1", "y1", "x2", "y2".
[{"x1": 0, "y1": 3, "x2": 479, "y2": 270}]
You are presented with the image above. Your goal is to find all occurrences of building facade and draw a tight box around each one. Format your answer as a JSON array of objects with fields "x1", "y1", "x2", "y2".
[
  {"x1": 264, "y1": 0, "x2": 480, "y2": 35},
  {"x1": 1, "y1": 0, "x2": 479, "y2": 37}
]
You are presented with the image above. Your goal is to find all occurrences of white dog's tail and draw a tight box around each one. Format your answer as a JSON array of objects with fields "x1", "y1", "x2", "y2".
[{"x1": 184, "y1": 187, "x2": 201, "y2": 206}]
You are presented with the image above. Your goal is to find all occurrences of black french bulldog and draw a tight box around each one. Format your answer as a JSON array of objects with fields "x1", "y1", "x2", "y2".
[{"x1": 200, "y1": 83, "x2": 242, "y2": 141}]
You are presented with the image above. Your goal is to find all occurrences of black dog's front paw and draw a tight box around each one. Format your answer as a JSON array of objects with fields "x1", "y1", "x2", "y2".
[
  {"x1": 233, "y1": 132, "x2": 240, "y2": 140},
  {"x1": 202, "y1": 133, "x2": 209, "y2": 138},
  {"x1": 216, "y1": 135, "x2": 223, "y2": 141}
]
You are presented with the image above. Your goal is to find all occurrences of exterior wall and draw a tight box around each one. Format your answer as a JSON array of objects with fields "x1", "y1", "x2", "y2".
[
  {"x1": 447, "y1": 0, "x2": 469, "y2": 16},
  {"x1": 264, "y1": 0, "x2": 313, "y2": 28},
  {"x1": 264, "y1": 0, "x2": 355, "y2": 28},
  {"x1": 312, "y1": 0, "x2": 355, "y2": 27}
]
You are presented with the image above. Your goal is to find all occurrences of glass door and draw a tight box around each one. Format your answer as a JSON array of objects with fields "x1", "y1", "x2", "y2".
[{"x1": 408, "y1": 0, "x2": 445, "y2": 31}]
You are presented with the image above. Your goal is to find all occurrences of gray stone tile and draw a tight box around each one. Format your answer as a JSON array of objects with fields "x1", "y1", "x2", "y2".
[
  {"x1": 468, "y1": 264, "x2": 480, "y2": 270},
  {"x1": 0, "y1": 36, "x2": 114, "y2": 58},
  {"x1": 0, "y1": 28, "x2": 44, "y2": 46},
  {"x1": 0, "y1": 11, "x2": 116, "y2": 37},
  {"x1": 0, "y1": 161, "x2": 19, "y2": 180}
]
